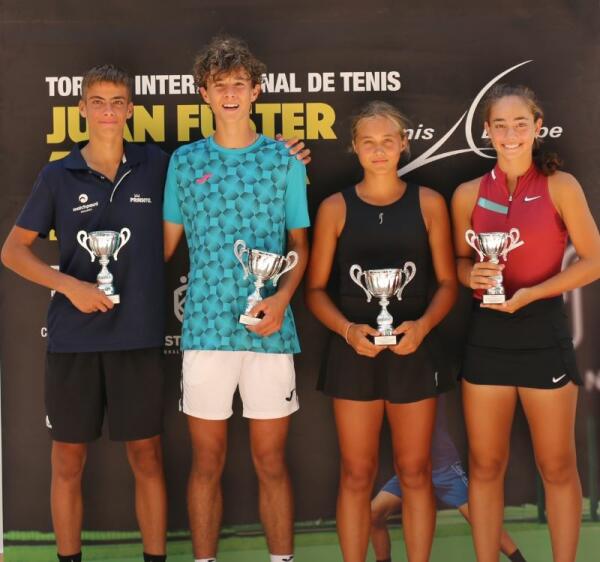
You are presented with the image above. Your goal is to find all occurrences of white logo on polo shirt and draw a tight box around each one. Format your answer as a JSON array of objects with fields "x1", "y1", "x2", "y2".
[
  {"x1": 78, "y1": 193, "x2": 88, "y2": 203},
  {"x1": 130, "y1": 193, "x2": 152, "y2": 204},
  {"x1": 72, "y1": 200, "x2": 99, "y2": 214}
]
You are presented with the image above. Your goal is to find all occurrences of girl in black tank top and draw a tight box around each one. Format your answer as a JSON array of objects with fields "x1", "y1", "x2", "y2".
[
  {"x1": 306, "y1": 101, "x2": 458, "y2": 562},
  {"x1": 336, "y1": 183, "x2": 431, "y2": 325}
]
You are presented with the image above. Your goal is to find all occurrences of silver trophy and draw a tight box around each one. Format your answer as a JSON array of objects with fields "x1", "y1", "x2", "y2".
[
  {"x1": 349, "y1": 263, "x2": 416, "y2": 345},
  {"x1": 234, "y1": 239, "x2": 299, "y2": 326},
  {"x1": 77, "y1": 228, "x2": 131, "y2": 304},
  {"x1": 465, "y1": 228, "x2": 523, "y2": 304}
]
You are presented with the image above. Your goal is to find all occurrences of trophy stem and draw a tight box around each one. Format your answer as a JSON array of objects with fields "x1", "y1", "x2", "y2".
[
  {"x1": 96, "y1": 257, "x2": 115, "y2": 294},
  {"x1": 245, "y1": 279, "x2": 264, "y2": 313},
  {"x1": 483, "y1": 253, "x2": 505, "y2": 303},
  {"x1": 374, "y1": 296, "x2": 397, "y2": 346},
  {"x1": 240, "y1": 278, "x2": 264, "y2": 326}
]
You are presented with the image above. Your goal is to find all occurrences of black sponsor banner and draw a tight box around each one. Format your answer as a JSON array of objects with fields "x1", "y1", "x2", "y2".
[{"x1": 1, "y1": 0, "x2": 599, "y2": 533}]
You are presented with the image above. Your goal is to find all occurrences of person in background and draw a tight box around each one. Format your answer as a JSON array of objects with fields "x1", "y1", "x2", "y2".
[{"x1": 370, "y1": 396, "x2": 527, "y2": 562}]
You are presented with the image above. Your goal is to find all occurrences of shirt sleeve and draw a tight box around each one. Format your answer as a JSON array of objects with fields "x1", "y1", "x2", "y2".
[
  {"x1": 163, "y1": 152, "x2": 183, "y2": 224},
  {"x1": 284, "y1": 156, "x2": 310, "y2": 230},
  {"x1": 15, "y1": 171, "x2": 55, "y2": 237}
]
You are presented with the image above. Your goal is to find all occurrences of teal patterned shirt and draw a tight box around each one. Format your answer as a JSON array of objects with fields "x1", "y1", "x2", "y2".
[{"x1": 164, "y1": 135, "x2": 309, "y2": 353}]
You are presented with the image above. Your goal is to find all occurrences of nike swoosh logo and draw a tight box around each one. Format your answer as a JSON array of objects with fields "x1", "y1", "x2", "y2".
[
  {"x1": 553, "y1": 374, "x2": 567, "y2": 383},
  {"x1": 524, "y1": 195, "x2": 541, "y2": 202},
  {"x1": 285, "y1": 389, "x2": 296, "y2": 402}
]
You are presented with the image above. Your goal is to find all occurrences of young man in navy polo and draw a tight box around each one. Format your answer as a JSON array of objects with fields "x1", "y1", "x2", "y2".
[{"x1": 1, "y1": 65, "x2": 169, "y2": 562}]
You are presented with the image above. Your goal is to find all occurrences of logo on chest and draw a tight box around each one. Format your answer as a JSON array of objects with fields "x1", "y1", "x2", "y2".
[
  {"x1": 130, "y1": 193, "x2": 153, "y2": 204},
  {"x1": 195, "y1": 173, "x2": 213, "y2": 184},
  {"x1": 72, "y1": 193, "x2": 98, "y2": 214}
]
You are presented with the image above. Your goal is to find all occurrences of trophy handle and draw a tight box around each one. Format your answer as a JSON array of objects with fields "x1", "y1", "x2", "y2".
[
  {"x1": 501, "y1": 228, "x2": 524, "y2": 261},
  {"x1": 233, "y1": 239, "x2": 250, "y2": 279},
  {"x1": 113, "y1": 227, "x2": 131, "y2": 261},
  {"x1": 349, "y1": 264, "x2": 372, "y2": 302},
  {"x1": 76, "y1": 230, "x2": 96, "y2": 262},
  {"x1": 272, "y1": 250, "x2": 299, "y2": 287},
  {"x1": 396, "y1": 261, "x2": 417, "y2": 300},
  {"x1": 465, "y1": 229, "x2": 485, "y2": 262}
]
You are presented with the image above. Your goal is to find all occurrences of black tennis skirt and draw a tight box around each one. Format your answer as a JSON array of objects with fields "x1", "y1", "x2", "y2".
[
  {"x1": 317, "y1": 326, "x2": 454, "y2": 404},
  {"x1": 461, "y1": 296, "x2": 581, "y2": 389}
]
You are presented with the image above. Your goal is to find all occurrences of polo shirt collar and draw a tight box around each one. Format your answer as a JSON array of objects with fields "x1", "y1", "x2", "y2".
[{"x1": 62, "y1": 141, "x2": 146, "y2": 171}]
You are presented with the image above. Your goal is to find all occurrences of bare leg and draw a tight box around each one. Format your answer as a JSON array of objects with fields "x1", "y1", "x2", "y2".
[
  {"x1": 386, "y1": 398, "x2": 436, "y2": 562},
  {"x1": 457, "y1": 503, "x2": 519, "y2": 557},
  {"x1": 249, "y1": 417, "x2": 294, "y2": 555},
  {"x1": 187, "y1": 417, "x2": 228, "y2": 559},
  {"x1": 51, "y1": 442, "x2": 87, "y2": 555},
  {"x1": 125, "y1": 436, "x2": 167, "y2": 555},
  {"x1": 334, "y1": 398, "x2": 384, "y2": 562},
  {"x1": 370, "y1": 491, "x2": 402, "y2": 560},
  {"x1": 462, "y1": 381, "x2": 518, "y2": 562},
  {"x1": 519, "y1": 384, "x2": 581, "y2": 562}
]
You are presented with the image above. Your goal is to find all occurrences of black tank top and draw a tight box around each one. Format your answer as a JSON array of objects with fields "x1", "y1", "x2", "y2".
[{"x1": 334, "y1": 184, "x2": 433, "y2": 324}]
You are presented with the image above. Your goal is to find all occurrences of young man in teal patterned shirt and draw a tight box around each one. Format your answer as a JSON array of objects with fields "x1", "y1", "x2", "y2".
[{"x1": 163, "y1": 36, "x2": 309, "y2": 562}]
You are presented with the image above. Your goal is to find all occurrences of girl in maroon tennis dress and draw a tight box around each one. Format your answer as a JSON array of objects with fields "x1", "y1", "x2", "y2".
[{"x1": 452, "y1": 84, "x2": 600, "y2": 562}]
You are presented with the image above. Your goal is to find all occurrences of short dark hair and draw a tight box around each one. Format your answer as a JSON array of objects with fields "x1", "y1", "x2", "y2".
[
  {"x1": 81, "y1": 64, "x2": 134, "y2": 100},
  {"x1": 193, "y1": 35, "x2": 266, "y2": 89}
]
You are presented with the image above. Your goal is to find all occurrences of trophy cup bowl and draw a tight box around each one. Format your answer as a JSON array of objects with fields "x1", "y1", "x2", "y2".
[
  {"x1": 77, "y1": 228, "x2": 131, "y2": 304},
  {"x1": 465, "y1": 228, "x2": 523, "y2": 304},
  {"x1": 349, "y1": 263, "x2": 417, "y2": 346},
  {"x1": 234, "y1": 239, "x2": 298, "y2": 326}
]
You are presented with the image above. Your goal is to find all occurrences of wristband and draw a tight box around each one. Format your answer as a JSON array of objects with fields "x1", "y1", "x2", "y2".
[{"x1": 344, "y1": 322, "x2": 355, "y2": 344}]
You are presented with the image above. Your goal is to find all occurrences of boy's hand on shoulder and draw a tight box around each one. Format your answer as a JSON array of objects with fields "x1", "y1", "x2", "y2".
[
  {"x1": 246, "y1": 293, "x2": 288, "y2": 337},
  {"x1": 276, "y1": 134, "x2": 311, "y2": 165},
  {"x1": 63, "y1": 278, "x2": 114, "y2": 313}
]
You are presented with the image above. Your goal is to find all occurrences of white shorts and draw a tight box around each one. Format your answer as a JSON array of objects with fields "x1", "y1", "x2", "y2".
[{"x1": 182, "y1": 350, "x2": 299, "y2": 420}]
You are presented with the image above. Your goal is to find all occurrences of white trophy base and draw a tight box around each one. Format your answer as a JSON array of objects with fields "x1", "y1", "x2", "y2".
[
  {"x1": 239, "y1": 314, "x2": 261, "y2": 326},
  {"x1": 108, "y1": 294, "x2": 120, "y2": 304},
  {"x1": 483, "y1": 294, "x2": 505, "y2": 304},
  {"x1": 374, "y1": 334, "x2": 397, "y2": 346}
]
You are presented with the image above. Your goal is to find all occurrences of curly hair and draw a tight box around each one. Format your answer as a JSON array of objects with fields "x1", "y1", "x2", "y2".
[
  {"x1": 81, "y1": 63, "x2": 133, "y2": 100},
  {"x1": 482, "y1": 83, "x2": 562, "y2": 176},
  {"x1": 193, "y1": 35, "x2": 266, "y2": 89}
]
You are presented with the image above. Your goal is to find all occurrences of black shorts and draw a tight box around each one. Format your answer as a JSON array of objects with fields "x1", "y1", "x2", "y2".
[
  {"x1": 461, "y1": 297, "x2": 581, "y2": 389},
  {"x1": 317, "y1": 328, "x2": 454, "y2": 403},
  {"x1": 45, "y1": 348, "x2": 165, "y2": 443}
]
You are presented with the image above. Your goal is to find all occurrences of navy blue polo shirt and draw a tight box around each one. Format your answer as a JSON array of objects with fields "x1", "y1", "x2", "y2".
[{"x1": 17, "y1": 142, "x2": 169, "y2": 353}]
